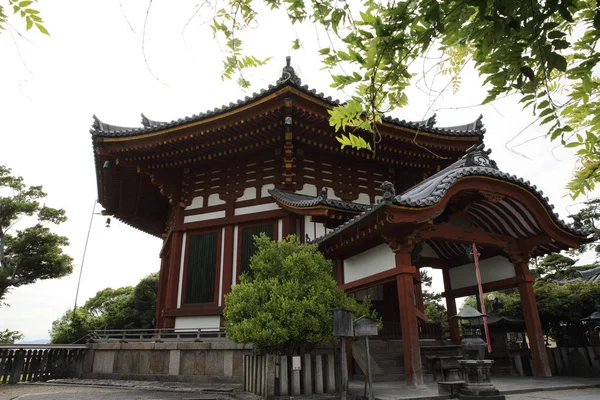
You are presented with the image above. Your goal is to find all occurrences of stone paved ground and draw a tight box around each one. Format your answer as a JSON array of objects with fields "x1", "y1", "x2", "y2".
[
  {"x1": 505, "y1": 388, "x2": 600, "y2": 400},
  {"x1": 0, "y1": 385, "x2": 225, "y2": 399},
  {"x1": 1, "y1": 376, "x2": 599, "y2": 400},
  {"x1": 349, "y1": 375, "x2": 600, "y2": 400}
]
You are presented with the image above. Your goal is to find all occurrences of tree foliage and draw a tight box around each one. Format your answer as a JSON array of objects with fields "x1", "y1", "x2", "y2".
[
  {"x1": 49, "y1": 272, "x2": 158, "y2": 344},
  {"x1": 0, "y1": 0, "x2": 48, "y2": 35},
  {"x1": 0, "y1": 328, "x2": 23, "y2": 344},
  {"x1": 569, "y1": 198, "x2": 600, "y2": 258},
  {"x1": 0, "y1": 166, "x2": 73, "y2": 304},
  {"x1": 420, "y1": 269, "x2": 447, "y2": 328},
  {"x1": 203, "y1": 0, "x2": 600, "y2": 197},
  {"x1": 223, "y1": 234, "x2": 376, "y2": 354}
]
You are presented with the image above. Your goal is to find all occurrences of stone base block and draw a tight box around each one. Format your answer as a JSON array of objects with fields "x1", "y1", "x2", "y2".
[
  {"x1": 458, "y1": 388, "x2": 505, "y2": 400},
  {"x1": 438, "y1": 381, "x2": 464, "y2": 396}
]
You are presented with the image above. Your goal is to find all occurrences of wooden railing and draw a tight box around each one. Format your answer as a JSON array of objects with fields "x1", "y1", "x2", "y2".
[
  {"x1": 89, "y1": 327, "x2": 227, "y2": 342},
  {"x1": 0, "y1": 344, "x2": 87, "y2": 384}
]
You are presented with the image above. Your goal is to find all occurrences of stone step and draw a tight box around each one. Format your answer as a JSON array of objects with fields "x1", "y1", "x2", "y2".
[
  {"x1": 370, "y1": 353, "x2": 403, "y2": 361},
  {"x1": 376, "y1": 359, "x2": 403, "y2": 369},
  {"x1": 369, "y1": 346, "x2": 403, "y2": 355}
]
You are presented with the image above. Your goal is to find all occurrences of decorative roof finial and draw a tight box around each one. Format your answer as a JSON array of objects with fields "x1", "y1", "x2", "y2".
[
  {"x1": 318, "y1": 187, "x2": 329, "y2": 200},
  {"x1": 463, "y1": 143, "x2": 498, "y2": 169},
  {"x1": 380, "y1": 181, "x2": 396, "y2": 203},
  {"x1": 277, "y1": 56, "x2": 302, "y2": 86}
]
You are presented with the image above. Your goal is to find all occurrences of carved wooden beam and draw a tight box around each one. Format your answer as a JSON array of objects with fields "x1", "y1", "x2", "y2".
[{"x1": 416, "y1": 222, "x2": 513, "y2": 249}]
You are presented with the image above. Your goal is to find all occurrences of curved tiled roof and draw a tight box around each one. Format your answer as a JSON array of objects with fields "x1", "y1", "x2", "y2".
[
  {"x1": 393, "y1": 144, "x2": 589, "y2": 237},
  {"x1": 315, "y1": 144, "x2": 591, "y2": 246},
  {"x1": 90, "y1": 58, "x2": 486, "y2": 139},
  {"x1": 269, "y1": 188, "x2": 371, "y2": 212},
  {"x1": 578, "y1": 265, "x2": 600, "y2": 283}
]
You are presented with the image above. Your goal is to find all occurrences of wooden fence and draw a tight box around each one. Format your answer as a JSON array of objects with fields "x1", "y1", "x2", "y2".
[
  {"x1": 547, "y1": 346, "x2": 600, "y2": 377},
  {"x1": 244, "y1": 351, "x2": 340, "y2": 398},
  {"x1": 0, "y1": 345, "x2": 87, "y2": 384}
]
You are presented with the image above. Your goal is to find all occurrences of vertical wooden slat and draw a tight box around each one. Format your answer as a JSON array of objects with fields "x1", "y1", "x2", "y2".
[
  {"x1": 279, "y1": 355, "x2": 289, "y2": 396},
  {"x1": 314, "y1": 354, "x2": 324, "y2": 394},
  {"x1": 326, "y1": 353, "x2": 335, "y2": 393},
  {"x1": 302, "y1": 354, "x2": 312, "y2": 395}
]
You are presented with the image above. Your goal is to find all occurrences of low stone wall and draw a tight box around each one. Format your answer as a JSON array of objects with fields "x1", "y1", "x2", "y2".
[{"x1": 83, "y1": 341, "x2": 253, "y2": 382}]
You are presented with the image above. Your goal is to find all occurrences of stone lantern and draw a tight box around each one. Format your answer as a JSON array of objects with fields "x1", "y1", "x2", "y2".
[{"x1": 451, "y1": 306, "x2": 505, "y2": 400}]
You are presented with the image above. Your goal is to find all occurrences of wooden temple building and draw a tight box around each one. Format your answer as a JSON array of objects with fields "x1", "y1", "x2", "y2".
[{"x1": 91, "y1": 57, "x2": 591, "y2": 385}]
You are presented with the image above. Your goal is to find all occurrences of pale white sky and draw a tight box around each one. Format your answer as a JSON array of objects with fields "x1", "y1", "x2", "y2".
[{"x1": 0, "y1": 1, "x2": 594, "y2": 341}]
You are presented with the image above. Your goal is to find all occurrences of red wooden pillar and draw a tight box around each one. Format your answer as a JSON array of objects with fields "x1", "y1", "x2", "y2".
[
  {"x1": 395, "y1": 251, "x2": 424, "y2": 386},
  {"x1": 445, "y1": 296, "x2": 460, "y2": 345},
  {"x1": 515, "y1": 261, "x2": 551, "y2": 377},
  {"x1": 162, "y1": 207, "x2": 184, "y2": 329},
  {"x1": 442, "y1": 267, "x2": 460, "y2": 344},
  {"x1": 155, "y1": 253, "x2": 169, "y2": 329}
]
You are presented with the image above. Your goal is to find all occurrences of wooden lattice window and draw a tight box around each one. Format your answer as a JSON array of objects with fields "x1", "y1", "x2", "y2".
[
  {"x1": 240, "y1": 225, "x2": 274, "y2": 277},
  {"x1": 185, "y1": 232, "x2": 218, "y2": 304}
]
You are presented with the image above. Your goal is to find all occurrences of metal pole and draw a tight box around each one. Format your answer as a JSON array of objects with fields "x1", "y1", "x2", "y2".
[
  {"x1": 73, "y1": 200, "x2": 96, "y2": 312},
  {"x1": 365, "y1": 336, "x2": 374, "y2": 400},
  {"x1": 69, "y1": 200, "x2": 96, "y2": 343},
  {"x1": 340, "y1": 337, "x2": 347, "y2": 400}
]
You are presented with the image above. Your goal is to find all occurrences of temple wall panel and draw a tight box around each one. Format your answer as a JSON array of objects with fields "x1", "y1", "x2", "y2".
[
  {"x1": 188, "y1": 159, "x2": 280, "y2": 205},
  {"x1": 297, "y1": 183, "x2": 318, "y2": 196},
  {"x1": 296, "y1": 151, "x2": 395, "y2": 203},
  {"x1": 174, "y1": 316, "x2": 221, "y2": 330},
  {"x1": 184, "y1": 210, "x2": 226, "y2": 224},
  {"x1": 236, "y1": 187, "x2": 257, "y2": 202},
  {"x1": 260, "y1": 184, "x2": 275, "y2": 197},
  {"x1": 233, "y1": 202, "x2": 280, "y2": 216},
  {"x1": 448, "y1": 255, "x2": 515, "y2": 290},
  {"x1": 343, "y1": 243, "x2": 396, "y2": 284},
  {"x1": 208, "y1": 193, "x2": 226, "y2": 206},
  {"x1": 304, "y1": 216, "x2": 325, "y2": 241}
]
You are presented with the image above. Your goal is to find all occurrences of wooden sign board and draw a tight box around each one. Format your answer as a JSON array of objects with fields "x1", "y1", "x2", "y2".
[{"x1": 292, "y1": 356, "x2": 301, "y2": 371}]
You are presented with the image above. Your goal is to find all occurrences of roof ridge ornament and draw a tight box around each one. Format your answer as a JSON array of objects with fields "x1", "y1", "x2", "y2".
[
  {"x1": 317, "y1": 187, "x2": 329, "y2": 201},
  {"x1": 463, "y1": 143, "x2": 498, "y2": 169},
  {"x1": 277, "y1": 56, "x2": 302, "y2": 86},
  {"x1": 380, "y1": 181, "x2": 396, "y2": 203}
]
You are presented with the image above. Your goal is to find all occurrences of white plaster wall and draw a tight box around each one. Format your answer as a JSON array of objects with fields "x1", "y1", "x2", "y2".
[
  {"x1": 297, "y1": 183, "x2": 317, "y2": 196},
  {"x1": 278, "y1": 219, "x2": 283, "y2": 240},
  {"x1": 343, "y1": 243, "x2": 396, "y2": 284},
  {"x1": 315, "y1": 222, "x2": 325, "y2": 239},
  {"x1": 357, "y1": 193, "x2": 371, "y2": 204},
  {"x1": 184, "y1": 210, "x2": 226, "y2": 224},
  {"x1": 303, "y1": 217, "x2": 325, "y2": 241},
  {"x1": 176, "y1": 233, "x2": 187, "y2": 308},
  {"x1": 304, "y1": 216, "x2": 312, "y2": 241},
  {"x1": 261, "y1": 183, "x2": 275, "y2": 197},
  {"x1": 328, "y1": 191, "x2": 342, "y2": 201},
  {"x1": 236, "y1": 187, "x2": 257, "y2": 202},
  {"x1": 175, "y1": 316, "x2": 221, "y2": 330},
  {"x1": 449, "y1": 256, "x2": 516, "y2": 290},
  {"x1": 186, "y1": 196, "x2": 204, "y2": 210},
  {"x1": 234, "y1": 202, "x2": 280, "y2": 216},
  {"x1": 207, "y1": 193, "x2": 226, "y2": 206}
]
